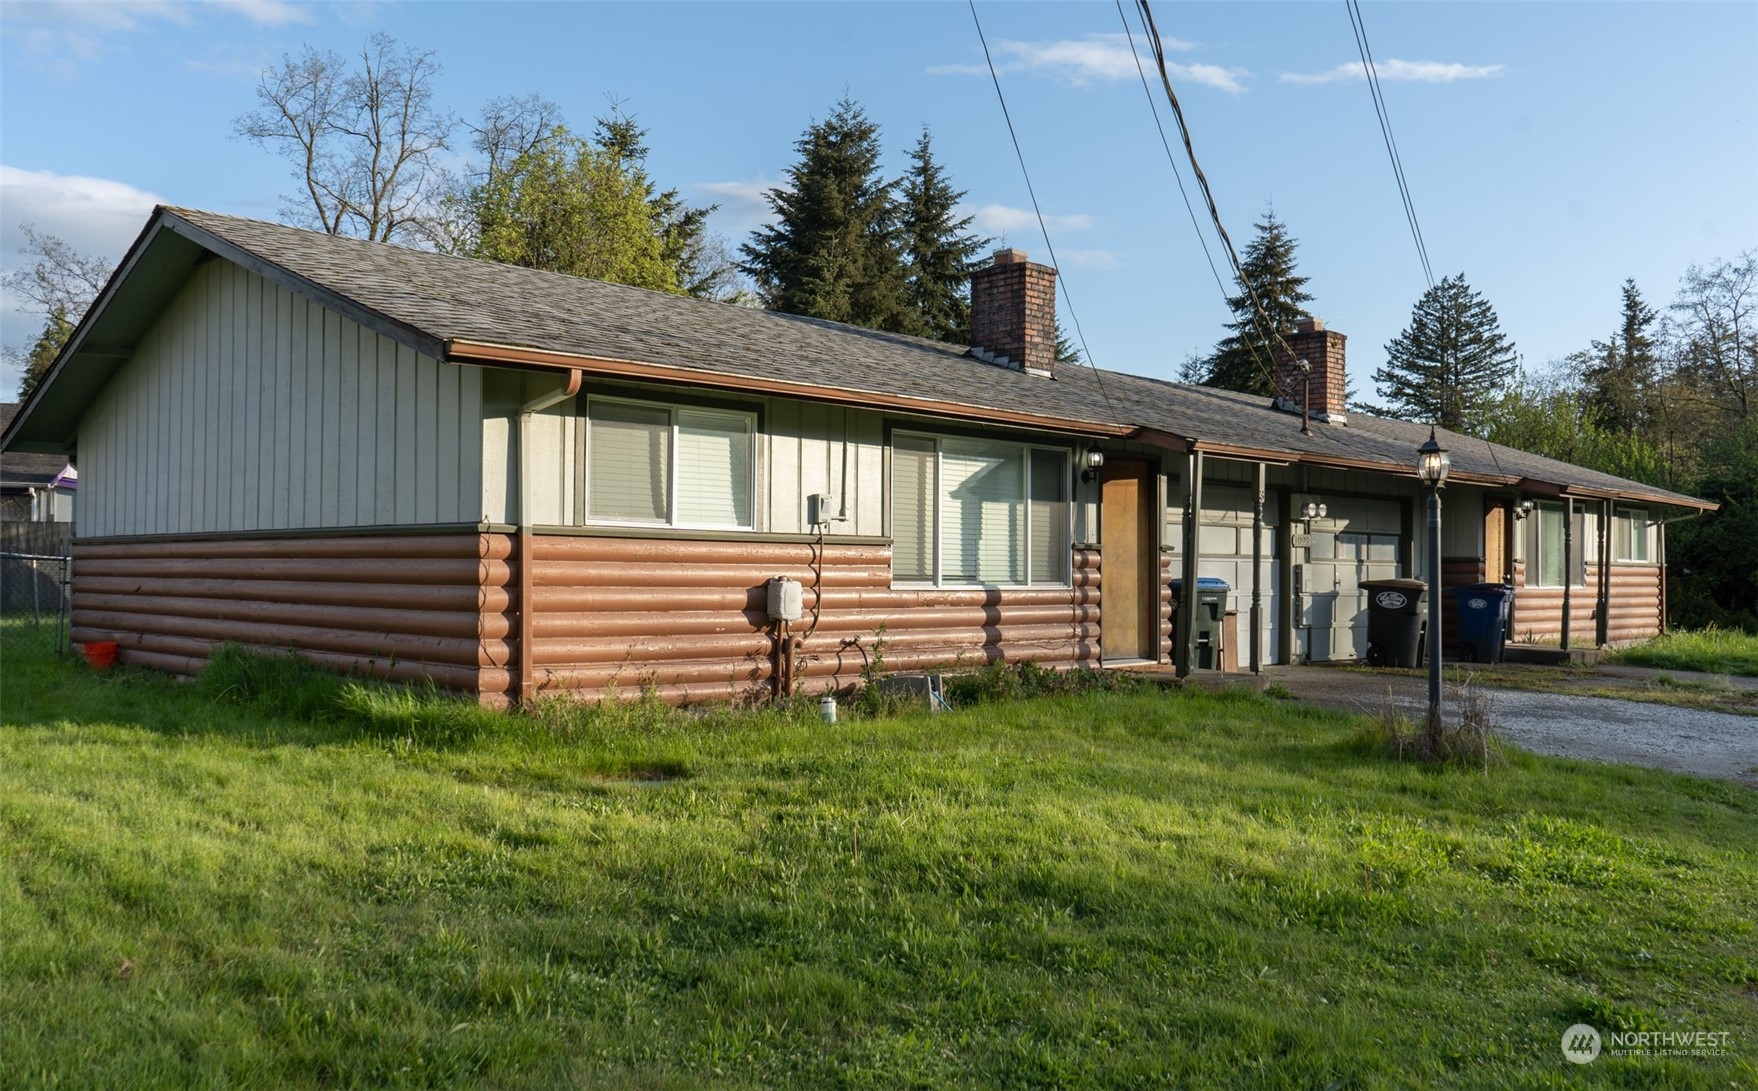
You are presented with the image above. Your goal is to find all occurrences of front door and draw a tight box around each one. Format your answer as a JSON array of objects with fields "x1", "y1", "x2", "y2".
[
  {"x1": 1101, "y1": 461, "x2": 1156, "y2": 662},
  {"x1": 1484, "y1": 498, "x2": 1509, "y2": 584}
]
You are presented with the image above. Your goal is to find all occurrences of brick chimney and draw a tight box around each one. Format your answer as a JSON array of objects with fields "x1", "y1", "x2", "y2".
[
  {"x1": 970, "y1": 248, "x2": 1057, "y2": 377},
  {"x1": 1271, "y1": 318, "x2": 1348, "y2": 425}
]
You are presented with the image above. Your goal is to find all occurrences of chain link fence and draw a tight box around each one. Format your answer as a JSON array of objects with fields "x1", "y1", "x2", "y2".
[{"x1": 2, "y1": 523, "x2": 73, "y2": 659}]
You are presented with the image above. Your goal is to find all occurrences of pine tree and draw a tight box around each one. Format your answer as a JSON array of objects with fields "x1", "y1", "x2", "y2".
[
  {"x1": 740, "y1": 97, "x2": 909, "y2": 331},
  {"x1": 1195, "y1": 210, "x2": 1312, "y2": 396},
  {"x1": 17, "y1": 309, "x2": 73, "y2": 399},
  {"x1": 1581, "y1": 278, "x2": 1659, "y2": 434},
  {"x1": 898, "y1": 127, "x2": 987, "y2": 342},
  {"x1": 1374, "y1": 273, "x2": 1518, "y2": 433}
]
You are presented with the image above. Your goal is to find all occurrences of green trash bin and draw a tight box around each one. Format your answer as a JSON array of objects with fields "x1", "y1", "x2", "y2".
[
  {"x1": 1171, "y1": 577, "x2": 1231, "y2": 669},
  {"x1": 1360, "y1": 578, "x2": 1427, "y2": 668}
]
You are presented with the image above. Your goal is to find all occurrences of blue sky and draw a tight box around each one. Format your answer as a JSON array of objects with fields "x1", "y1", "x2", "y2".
[{"x1": 3, "y1": 1, "x2": 1754, "y2": 406}]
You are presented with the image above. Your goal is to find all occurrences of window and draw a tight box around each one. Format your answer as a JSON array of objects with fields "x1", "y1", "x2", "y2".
[
  {"x1": 1616, "y1": 507, "x2": 1650, "y2": 562},
  {"x1": 891, "y1": 432, "x2": 1069, "y2": 586},
  {"x1": 585, "y1": 397, "x2": 753, "y2": 529},
  {"x1": 1530, "y1": 501, "x2": 1584, "y2": 587}
]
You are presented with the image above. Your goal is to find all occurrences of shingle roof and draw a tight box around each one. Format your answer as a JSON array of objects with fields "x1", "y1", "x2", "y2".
[{"x1": 3, "y1": 206, "x2": 1712, "y2": 510}]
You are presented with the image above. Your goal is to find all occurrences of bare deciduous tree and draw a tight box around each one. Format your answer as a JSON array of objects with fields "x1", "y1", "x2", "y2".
[
  {"x1": 1671, "y1": 250, "x2": 1757, "y2": 422},
  {"x1": 3, "y1": 223, "x2": 112, "y2": 320},
  {"x1": 235, "y1": 34, "x2": 452, "y2": 244}
]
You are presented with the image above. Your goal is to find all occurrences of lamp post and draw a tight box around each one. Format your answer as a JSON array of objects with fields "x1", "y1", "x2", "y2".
[{"x1": 1416, "y1": 427, "x2": 1451, "y2": 735}]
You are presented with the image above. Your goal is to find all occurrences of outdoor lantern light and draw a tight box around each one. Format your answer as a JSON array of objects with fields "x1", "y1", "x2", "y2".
[
  {"x1": 1301, "y1": 501, "x2": 1328, "y2": 520},
  {"x1": 1513, "y1": 498, "x2": 1537, "y2": 520},
  {"x1": 1417, "y1": 425, "x2": 1449, "y2": 736},
  {"x1": 1081, "y1": 442, "x2": 1106, "y2": 484},
  {"x1": 1416, "y1": 428, "x2": 1451, "y2": 486}
]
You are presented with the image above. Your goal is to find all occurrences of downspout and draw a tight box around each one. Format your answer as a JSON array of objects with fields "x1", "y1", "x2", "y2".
[
  {"x1": 516, "y1": 368, "x2": 583, "y2": 706},
  {"x1": 1250, "y1": 461, "x2": 1265, "y2": 674}
]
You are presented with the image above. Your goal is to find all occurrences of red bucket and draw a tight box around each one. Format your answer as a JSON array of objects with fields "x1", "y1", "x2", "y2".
[{"x1": 82, "y1": 641, "x2": 119, "y2": 671}]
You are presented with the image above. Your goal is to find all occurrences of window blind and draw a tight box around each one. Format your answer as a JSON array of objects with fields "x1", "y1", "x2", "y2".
[
  {"x1": 940, "y1": 438, "x2": 1024, "y2": 584},
  {"x1": 1538, "y1": 505, "x2": 1566, "y2": 587},
  {"x1": 892, "y1": 435, "x2": 936, "y2": 581},
  {"x1": 588, "y1": 401, "x2": 670, "y2": 523},
  {"x1": 675, "y1": 410, "x2": 751, "y2": 527}
]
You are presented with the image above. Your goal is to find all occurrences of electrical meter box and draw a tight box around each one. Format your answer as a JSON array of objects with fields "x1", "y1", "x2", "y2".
[
  {"x1": 807, "y1": 493, "x2": 837, "y2": 527},
  {"x1": 766, "y1": 576, "x2": 803, "y2": 622}
]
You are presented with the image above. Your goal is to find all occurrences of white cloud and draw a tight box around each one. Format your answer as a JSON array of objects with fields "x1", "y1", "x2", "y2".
[
  {"x1": 690, "y1": 179, "x2": 782, "y2": 236},
  {"x1": 969, "y1": 203, "x2": 1094, "y2": 236},
  {"x1": 2, "y1": 1, "x2": 311, "y2": 68},
  {"x1": 1058, "y1": 249, "x2": 1124, "y2": 270},
  {"x1": 929, "y1": 33, "x2": 1244, "y2": 92},
  {"x1": 1281, "y1": 59, "x2": 1504, "y2": 85},
  {"x1": 0, "y1": 166, "x2": 162, "y2": 366}
]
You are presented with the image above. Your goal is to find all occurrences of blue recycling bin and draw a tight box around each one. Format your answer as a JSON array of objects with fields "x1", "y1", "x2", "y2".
[
  {"x1": 1450, "y1": 582, "x2": 1514, "y2": 663},
  {"x1": 1171, "y1": 577, "x2": 1231, "y2": 669}
]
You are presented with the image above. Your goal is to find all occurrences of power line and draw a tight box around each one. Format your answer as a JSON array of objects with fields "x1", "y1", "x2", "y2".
[
  {"x1": 966, "y1": 0, "x2": 1121, "y2": 423},
  {"x1": 1346, "y1": 0, "x2": 1434, "y2": 289},
  {"x1": 1134, "y1": 0, "x2": 1303, "y2": 396},
  {"x1": 1118, "y1": 0, "x2": 1282, "y2": 395}
]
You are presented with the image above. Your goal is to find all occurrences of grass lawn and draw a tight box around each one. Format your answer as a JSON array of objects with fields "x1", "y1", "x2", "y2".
[
  {"x1": 1610, "y1": 628, "x2": 1758, "y2": 678},
  {"x1": 3, "y1": 639, "x2": 1755, "y2": 1089}
]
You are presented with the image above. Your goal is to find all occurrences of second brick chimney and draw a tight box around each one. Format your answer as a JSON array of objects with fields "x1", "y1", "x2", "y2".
[
  {"x1": 1271, "y1": 318, "x2": 1348, "y2": 425},
  {"x1": 970, "y1": 248, "x2": 1058, "y2": 377}
]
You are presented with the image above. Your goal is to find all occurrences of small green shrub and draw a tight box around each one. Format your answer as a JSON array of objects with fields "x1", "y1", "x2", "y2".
[{"x1": 943, "y1": 659, "x2": 1150, "y2": 707}]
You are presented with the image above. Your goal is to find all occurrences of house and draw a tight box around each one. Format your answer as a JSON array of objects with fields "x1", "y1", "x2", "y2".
[
  {"x1": 0, "y1": 403, "x2": 77, "y2": 525},
  {"x1": 0, "y1": 207, "x2": 1714, "y2": 705}
]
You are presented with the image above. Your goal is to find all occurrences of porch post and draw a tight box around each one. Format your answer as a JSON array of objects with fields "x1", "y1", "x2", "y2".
[
  {"x1": 1176, "y1": 451, "x2": 1202, "y2": 677},
  {"x1": 1561, "y1": 497, "x2": 1574, "y2": 651},
  {"x1": 1250, "y1": 461, "x2": 1265, "y2": 674},
  {"x1": 1596, "y1": 499, "x2": 1611, "y2": 647}
]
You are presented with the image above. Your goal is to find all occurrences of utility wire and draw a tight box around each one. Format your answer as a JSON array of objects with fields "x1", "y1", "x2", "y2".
[
  {"x1": 1135, "y1": 0, "x2": 1303, "y2": 397},
  {"x1": 1119, "y1": 0, "x2": 1281, "y2": 395},
  {"x1": 1346, "y1": 0, "x2": 1433, "y2": 289},
  {"x1": 967, "y1": 0, "x2": 1122, "y2": 425}
]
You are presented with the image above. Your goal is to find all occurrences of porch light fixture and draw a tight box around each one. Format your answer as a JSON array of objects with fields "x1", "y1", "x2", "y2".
[
  {"x1": 1301, "y1": 501, "x2": 1327, "y2": 520},
  {"x1": 1080, "y1": 442, "x2": 1106, "y2": 484},
  {"x1": 1513, "y1": 498, "x2": 1536, "y2": 520}
]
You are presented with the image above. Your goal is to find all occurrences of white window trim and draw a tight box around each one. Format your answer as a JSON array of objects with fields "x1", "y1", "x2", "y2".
[
  {"x1": 890, "y1": 430, "x2": 1073, "y2": 589},
  {"x1": 583, "y1": 394, "x2": 757, "y2": 531}
]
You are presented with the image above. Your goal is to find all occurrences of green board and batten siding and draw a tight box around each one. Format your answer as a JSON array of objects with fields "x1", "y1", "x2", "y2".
[{"x1": 77, "y1": 260, "x2": 485, "y2": 538}]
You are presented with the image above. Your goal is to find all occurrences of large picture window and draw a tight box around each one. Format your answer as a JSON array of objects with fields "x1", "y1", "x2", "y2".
[
  {"x1": 891, "y1": 432, "x2": 1069, "y2": 586},
  {"x1": 586, "y1": 397, "x2": 753, "y2": 529}
]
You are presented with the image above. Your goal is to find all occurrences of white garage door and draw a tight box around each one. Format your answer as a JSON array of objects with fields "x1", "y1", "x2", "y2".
[{"x1": 1301, "y1": 499, "x2": 1403, "y2": 662}]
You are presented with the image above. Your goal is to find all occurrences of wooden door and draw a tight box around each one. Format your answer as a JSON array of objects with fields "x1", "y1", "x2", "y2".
[
  {"x1": 1484, "y1": 499, "x2": 1508, "y2": 584},
  {"x1": 1101, "y1": 461, "x2": 1155, "y2": 661}
]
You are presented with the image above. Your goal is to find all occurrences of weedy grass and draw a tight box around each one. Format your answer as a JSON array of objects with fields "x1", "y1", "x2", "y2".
[
  {"x1": 2, "y1": 638, "x2": 1755, "y2": 1089},
  {"x1": 1609, "y1": 627, "x2": 1758, "y2": 678}
]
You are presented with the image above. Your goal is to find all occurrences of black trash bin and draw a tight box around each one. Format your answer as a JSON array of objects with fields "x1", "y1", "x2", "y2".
[
  {"x1": 1451, "y1": 583, "x2": 1514, "y2": 663},
  {"x1": 1171, "y1": 577, "x2": 1231, "y2": 669},
  {"x1": 1361, "y1": 578, "x2": 1427, "y2": 668}
]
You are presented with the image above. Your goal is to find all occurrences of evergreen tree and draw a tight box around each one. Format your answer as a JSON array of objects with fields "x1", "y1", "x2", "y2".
[
  {"x1": 594, "y1": 111, "x2": 742, "y2": 300},
  {"x1": 740, "y1": 97, "x2": 909, "y2": 330},
  {"x1": 898, "y1": 127, "x2": 987, "y2": 342},
  {"x1": 1053, "y1": 318, "x2": 1082, "y2": 365},
  {"x1": 17, "y1": 309, "x2": 73, "y2": 399},
  {"x1": 1194, "y1": 210, "x2": 1312, "y2": 396},
  {"x1": 1374, "y1": 273, "x2": 1518, "y2": 433},
  {"x1": 1580, "y1": 278, "x2": 1659, "y2": 434}
]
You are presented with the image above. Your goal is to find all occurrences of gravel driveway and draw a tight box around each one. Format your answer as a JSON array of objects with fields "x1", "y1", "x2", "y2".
[{"x1": 1258, "y1": 666, "x2": 1758, "y2": 788}]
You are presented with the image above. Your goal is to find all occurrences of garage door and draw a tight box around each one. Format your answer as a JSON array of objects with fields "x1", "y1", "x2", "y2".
[{"x1": 1301, "y1": 499, "x2": 1402, "y2": 662}]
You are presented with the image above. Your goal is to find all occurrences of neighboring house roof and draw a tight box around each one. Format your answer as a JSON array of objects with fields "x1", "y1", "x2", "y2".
[
  {"x1": 0, "y1": 403, "x2": 74, "y2": 490},
  {"x1": 0, "y1": 206, "x2": 1713, "y2": 510}
]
